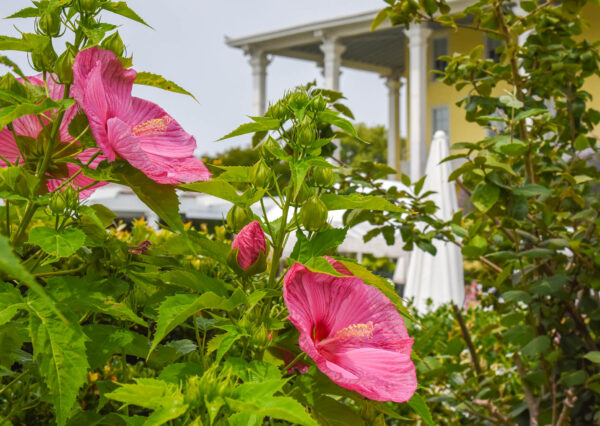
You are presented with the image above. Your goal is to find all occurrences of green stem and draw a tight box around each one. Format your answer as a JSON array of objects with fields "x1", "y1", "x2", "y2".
[
  {"x1": 4, "y1": 200, "x2": 10, "y2": 238},
  {"x1": 268, "y1": 184, "x2": 293, "y2": 289},
  {"x1": 0, "y1": 370, "x2": 28, "y2": 395},
  {"x1": 282, "y1": 352, "x2": 305, "y2": 373},
  {"x1": 33, "y1": 264, "x2": 84, "y2": 277},
  {"x1": 52, "y1": 150, "x2": 102, "y2": 193}
]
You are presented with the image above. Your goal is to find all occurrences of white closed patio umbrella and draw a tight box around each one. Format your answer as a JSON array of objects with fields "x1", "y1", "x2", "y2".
[{"x1": 404, "y1": 131, "x2": 465, "y2": 313}]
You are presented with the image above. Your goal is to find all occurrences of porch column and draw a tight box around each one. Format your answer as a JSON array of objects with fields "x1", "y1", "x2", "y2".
[
  {"x1": 320, "y1": 37, "x2": 345, "y2": 91},
  {"x1": 404, "y1": 24, "x2": 432, "y2": 181},
  {"x1": 248, "y1": 50, "x2": 270, "y2": 116},
  {"x1": 385, "y1": 75, "x2": 402, "y2": 178}
]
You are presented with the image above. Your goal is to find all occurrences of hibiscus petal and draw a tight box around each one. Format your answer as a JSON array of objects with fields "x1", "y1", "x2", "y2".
[
  {"x1": 0, "y1": 129, "x2": 19, "y2": 165},
  {"x1": 324, "y1": 347, "x2": 417, "y2": 402}
]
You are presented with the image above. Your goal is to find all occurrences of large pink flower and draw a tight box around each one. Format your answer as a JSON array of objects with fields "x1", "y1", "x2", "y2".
[
  {"x1": 72, "y1": 47, "x2": 211, "y2": 184},
  {"x1": 283, "y1": 258, "x2": 417, "y2": 402},
  {"x1": 231, "y1": 220, "x2": 266, "y2": 270},
  {"x1": 0, "y1": 74, "x2": 106, "y2": 199}
]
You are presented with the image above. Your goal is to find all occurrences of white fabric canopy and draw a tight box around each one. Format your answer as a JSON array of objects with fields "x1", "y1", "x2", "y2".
[{"x1": 404, "y1": 131, "x2": 465, "y2": 312}]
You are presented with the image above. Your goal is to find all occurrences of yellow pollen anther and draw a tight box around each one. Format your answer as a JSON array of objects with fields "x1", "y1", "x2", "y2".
[
  {"x1": 132, "y1": 115, "x2": 174, "y2": 136},
  {"x1": 334, "y1": 321, "x2": 375, "y2": 342}
]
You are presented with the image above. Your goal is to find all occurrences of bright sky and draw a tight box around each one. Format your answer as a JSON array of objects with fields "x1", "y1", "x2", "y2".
[{"x1": 0, "y1": 0, "x2": 398, "y2": 156}]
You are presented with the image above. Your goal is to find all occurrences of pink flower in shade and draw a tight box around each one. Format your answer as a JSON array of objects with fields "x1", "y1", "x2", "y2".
[
  {"x1": 231, "y1": 221, "x2": 266, "y2": 270},
  {"x1": 283, "y1": 258, "x2": 417, "y2": 402},
  {"x1": 71, "y1": 47, "x2": 211, "y2": 184},
  {"x1": 279, "y1": 348, "x2": 310, "y2": 374},
  {"x1": 0, "y1": 74, "x2": 107, "y2": 199}
]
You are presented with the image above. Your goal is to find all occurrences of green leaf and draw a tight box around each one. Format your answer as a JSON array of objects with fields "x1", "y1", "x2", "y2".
[
  {"x1": 134, "y1": 71, "x2": 197, "y2": 102},
  {"x1": 28, "y1": 296, "x2": 89, "y2": 426},
  {"x1": 574, "y1": 134, "x2": 590, "y2": 151},
  {"x1": 179, "y1": 179, "x2": 264, "y2": 207},
  {"x1": 337, "y1": 259, "x2": 416, "y2": 322},
  {"x1": 105, "y1": 378, "x2": 188, "y2": 425},
  {"x1": 0, "y1": 234, "x2": 66, "y2": 323},
  {"x1": 321, "y1": 193, "x2": 405, "y2": 212},
  {"x1": 216, "y1": 327, "x2": 246, "y2": 362},
  {"x1": 216, "y1": 165, "x2": 253, "y2": 183},
  {"x1": 28, "y1": 226, "x2": 86, "y2": 258},
  {"x1": 218, "y1": 119, "x2": 280, "y2": 141},
  {"x1": 317, "y1": 110, "x2": 361, "y2": 140},
  {"x1": 0, "y1": 97, "x2": 61, "y2": 131},
  {"x1": 512, "y1": 184, "x2": 552, "y2": 197},
  {"x1": 100, "y1": 2, "x2": 152, "y2": 27},
  {"x1": 112, "y1": 162, "x2": 183, "y2": 233},
  {"x1": 370, "y1": 7, "x2": 389, "y2": 31},
  {"x1": 521, "y1": 335, "x2": 551, "y2": 358},
  {"x1": 291, "y1": 228, "x2": 347, "y2": 263},
  {"x1": 332, "y1": 102, "x2": 355, "y2": 119},
  {"x1": 502, "y1": 290, "x2": 532, "y2": 304},
  {"x1": 226, "y1": 396, "x2": 318, "y2": 426},
  {"x1": 83, "y1": 324, "x2": 150, "y2": 369},
  {"x1": 0, "y1": 55, "x2": 27, "y2": 79},
  {"x1": 499, "y1": 94, "x2": 523, "y2": 109},
  {"x1": 407, "y1": 393, "x2": 434, "y2": 426},
  {"x1": 471, "y1": 183, "x2": 500, "y2": 213},
  {"x1": 584, "y1": 352, "x2": 600, "y2": 363},
  {"x1": 158, "y1": 362, "x2": 204, "y2": 384},
  {"x1": 0, "y1": 282, "x2": 25, "y2": 326},
  {"x1": 6, "y1": 7, "x2": 40, "y2": 19},
  {"x1": 186, "y1": 230, "x2": 231, "y2": 265},
  {"x1": 514, "y1": 108, "x2": 546, "y2": 121},
  {"x1": 149, "y1": 291, "x2": 248, "y2": 357}
]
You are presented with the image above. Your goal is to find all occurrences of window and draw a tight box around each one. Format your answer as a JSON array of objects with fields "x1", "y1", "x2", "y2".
[
  {"x1": 431, "y1": 37, "x2": 448, "y2": 77},
  {"x1": 432, "y1": 105, "x2": 450, "y2": 136},
  {"x1": 486, "y1": 36, "x2": 503, "y2": 62}
]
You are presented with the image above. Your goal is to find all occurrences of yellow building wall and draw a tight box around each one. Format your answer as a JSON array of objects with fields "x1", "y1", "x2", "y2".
[{"x1": 410, "y1": 2, "x2": 600, "y2": 155}]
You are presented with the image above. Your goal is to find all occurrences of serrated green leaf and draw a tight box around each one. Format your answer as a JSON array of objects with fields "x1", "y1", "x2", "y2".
[
  {"x1": 226, "y1": 396, "x2": 318, "y2": 426},
  {"x1": 100, "y1": 2, "x2": 152, "y2": 28},
  {"x1": 218, "y1": 119, "x2": 280, "y2": 141},
  {"x1": 216, "y1": 327, "x2": 245, "y2": 362},
  {"x1": 28, "y1": 296, "x2": 89, "y2": 426},
  {"x1": 216, "y1": 165, "x2": 253, "y2": 183},
  {"x1": 290, "y1": 228, "x2": 347, "y2": 263},
  {"x1": 135, "y1": 71, "x2": 196, "y2": 102},
  {"x1": 320, "y1": 193, "x2": 405, "y2": 212},
  {"x1": 83, "y1": 324, "x2": 149, "y2": 369},
  {"x1": 0, "y1": 55, "x2": 27, "y2": 79},
  {"x1": 0, "y1": 97, "x2": 62, "y2": 131},
  {"x1": 5, "y1": 7, "x2": 40, "y2": 19},
  {"x1": 112, "y1": 162, "x2": 183, "y2": 233},
  {"x1": 584, "y1": 351, "x2": 600, "y2": 363},
  {"x1": 408, "y1": 393, "x2": 434, "y2": 426},
  {"x1": 317, "y1": 110, "x2": 362, "y2": 141},
  {"x1": 0, "y1": 282, "x2": 25, "y2": 326},
  {"x1": 178, "y1": 179, "x2": 264, "y2": 207},
  {"x1": 28, "y1": 226, "x2": 86, "y2": 258}
]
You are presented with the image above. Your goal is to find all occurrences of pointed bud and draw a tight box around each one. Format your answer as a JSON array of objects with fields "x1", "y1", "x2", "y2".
[
  {"x1": 101, "y1": 31, "x2": 124, "y2": 57},
  {"x1": 48, "y1": 193, "x2": 66, "y2": 214},
  {"x1": 38, "y1": 12, "x2": 61, "y2": 37},
  {"x1": 252, "y1": 159, "x2": 272, "y2": 189},
  {"x1": 296, "y1": 125, "x2": 315, "y2": 148},
  {"x1": 78, "y1": 0, "x2": 99, "y2": 13},
  {"x1": 229, "y1": 221, "x2": 267, "y2": 275},
  {"x1": 312, "y1": 167, "x2": 335, "y2": 188},
  {"x1": 55, "y1": 48, "x2": 75, "y2": 84},
  {"x1": 227, "y1": 205, "x2": 253, "y2": 233},
  {"x1": 300, "y1": 195, "x2": 328, "y2": 231}
]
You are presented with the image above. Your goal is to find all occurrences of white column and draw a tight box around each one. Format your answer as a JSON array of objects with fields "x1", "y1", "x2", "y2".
[
  {"x1": 145, "y1": 211, "x2": 159, "y2": 230},
  {"x1": 404, "y1": 24, "x2": 432, "y2": 181},
  {"x1": 320, "y1": 37, "x2": 346, "y2": 91},
  {"x1": 248, "y1": 50, "x2": 270, "y2": 116},
  {"x1": 385, "y1": 75, "x2": 402, "y2": 178}
]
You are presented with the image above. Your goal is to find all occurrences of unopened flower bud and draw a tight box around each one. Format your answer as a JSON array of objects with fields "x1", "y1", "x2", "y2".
[
  {"x1": 31, "y1": 41, "x2": 57, "y2": 72},
  {"x1": 63, "y1": 185, "x2": 79, "y2": 211},
  {"x1": 38, "y1": 12, "x2": 61, "y2": 37},
  {"x1": 78, "y1": 0, "x2": 99, "y2": 13},
  {"x1": 252, "y1": 159, "x2": 272, "y2": 189},
  {"x1": 289, "y1": 91, "x2": 309, "y2": 109},
  {"x1": 55, "y1": 48, "x2": 75, "y2": 84},
  {"x1": 48, "y1": 193, "x2": 66, "y2": 214},
  {"x1": 228, "y1": 221, "x2": 267, "y2": 275},
  {"x1": 296, "y1": 125, "x2": 315, "y2": 148},
  {"x1": 300, "y1": 195, "x2": 328, "y2": 231},
  {"x1": 261, "y1": 137, "x2": 281, "y2": 160},
  {"x1": 312, "y1": 167, "x2": 335, "y2": 188},
  {"x1": 101, "y1": 31, "x2": 124, "y2": 57},
  {"x1": 314, "y1": 94, "x2": 327, "y2": 111},
  {"x1": 227, "y1": 205, "x2": 252, "y2": 233},
  {"x1": 250, "y1": 325, "x2": 270, "y2": 348},
  {"x1": 267, "y1": 101, "x2": 287, "y2": 120}
]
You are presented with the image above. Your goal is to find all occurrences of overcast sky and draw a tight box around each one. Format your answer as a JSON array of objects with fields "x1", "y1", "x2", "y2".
[{"x1": 0, "y1": 0, "x2": 398, "y2": 156}]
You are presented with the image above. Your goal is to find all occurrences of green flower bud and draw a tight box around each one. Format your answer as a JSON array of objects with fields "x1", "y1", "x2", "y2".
[
  {"x1": 299, "y1": 195, "x2": 328, "y2": 231},
  {"x1": 261, "y1": 136, "x2": 281, "y2": 160},
  {"x1": 63, "y1": 185, "x2": 79, "y2": 211},
  {"x1": 296, "y1": 125, "x2": 315, "y2": 148},
  {"x1": 48, "y1": 193, "x2": 66, "y2": 214},
  {"x1": 31, "y1": 41, "x2": 58, "y2": 72},
  {"x1": 38, "y1": 12, "x2": 61, "y2": 37},
  {"x1": 101, "y1": 31, "x2": 124, "y2": 57},
  {"x1": 55, "y1": 48, "x2": 75, "y2": 84},
  {"x1": 289, "y1": 90, "x2": 309, "y2": 110},
  {"x1": 314, "y1": 94, "x2": 327, "y2": 111},
  {"x1": 252, "y1": 159, "x2": 272, "y2": 189},
  {"x1": 266, "y1": 101, "x2": 287, "y2": 120},
  {"x1": 78, "y1": 0, "x2": 99, "y2": 13},
  {"x1": 313, "y1": 167, "x2": 335, "y2": 188},
  {"x1": 250, "y1": 325, "x2": 270, "y2": 349},
  {"x1": 226, "y1": 205, "x2": 252, "y2": 233}
]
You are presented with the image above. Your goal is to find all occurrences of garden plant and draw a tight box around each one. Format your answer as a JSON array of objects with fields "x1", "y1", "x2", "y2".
[{"x1": 1, "y1": 0, "x2": 599, "y2": 425}]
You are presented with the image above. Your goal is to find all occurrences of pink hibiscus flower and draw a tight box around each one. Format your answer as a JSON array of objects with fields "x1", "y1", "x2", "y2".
[
  {"x1": 0, "y1": 74, "x2": 106, "y2": 199},
  {"x1": 71, "y1": 47, "x2": 211, "y2": 184},
  {"x1": 283, "y1": 258, "x2": 417, "y2": 402},
  {"x1": 231, "y1": 220, "x2": 266, "y2": 270}
]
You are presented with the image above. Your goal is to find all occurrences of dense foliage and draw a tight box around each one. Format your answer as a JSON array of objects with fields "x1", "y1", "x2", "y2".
[{"x1": 373, "y1": 0, "x2": 600, "y2": 424}]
